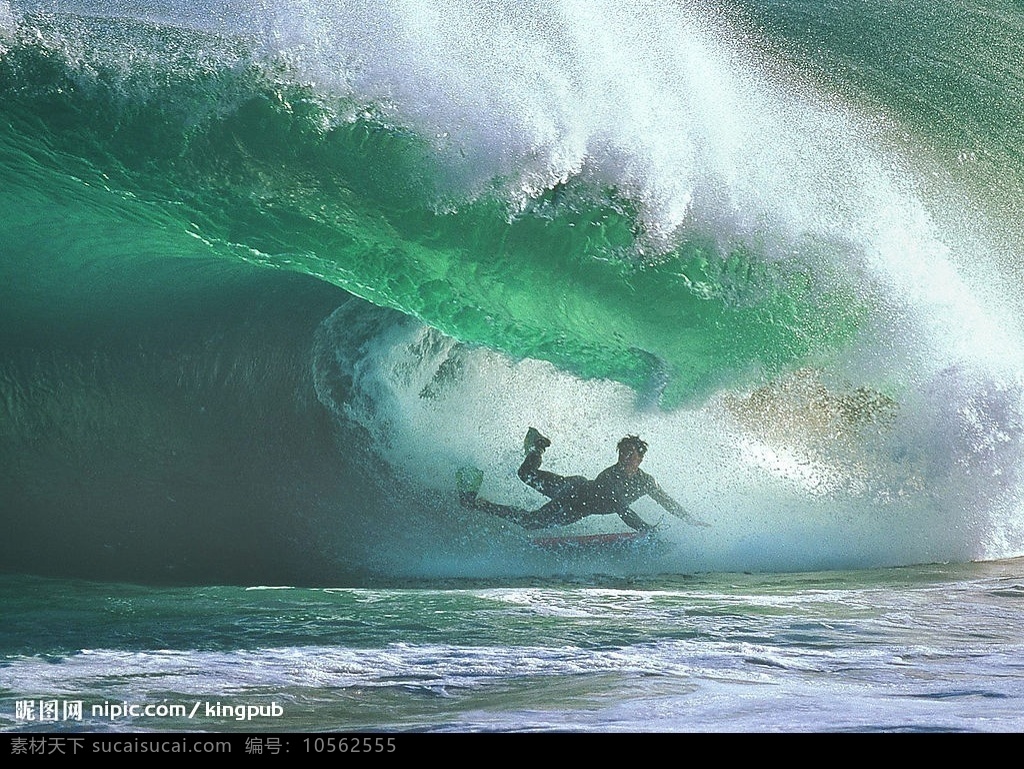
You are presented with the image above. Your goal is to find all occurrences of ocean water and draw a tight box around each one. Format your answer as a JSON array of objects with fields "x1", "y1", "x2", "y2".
[
  {"x1": 2, "y1": 563, "x2": 1024, "y2": 732},
  {"x1": 2, "y1": 0, "x2": 1024, "y2": 732}
]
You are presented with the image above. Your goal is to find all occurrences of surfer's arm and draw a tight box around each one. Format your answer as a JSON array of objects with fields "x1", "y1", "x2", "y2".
[
  {"x1": 617, "y1": 507, "x2": 653, "y2": 532},
  {"x1": 648, "y1": 485, "x2": 711, "y2": 528}
]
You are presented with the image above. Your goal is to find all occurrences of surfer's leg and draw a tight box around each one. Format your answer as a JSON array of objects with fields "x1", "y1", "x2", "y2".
[
  {"x1": 517, "y1": 428, "x2": 565, "y2": 498},
  {"x1": 463, "y1": 496, "x2": 551, "y2": 530},
  {"x1": 518, "y1": 450, "x2": 585, "y2": 500},
  {"x1": 529, "y1": 498, "x2": 586, "y2": 528},
  {"x1": 460, "y1": 490, "x2": 583, "y2": 530}
]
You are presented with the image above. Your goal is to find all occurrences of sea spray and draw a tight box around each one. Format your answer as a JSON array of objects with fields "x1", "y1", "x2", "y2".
[
  {"x1": 313, "y1": 305, "x2": 1023, "y2": 573},
  {"x1": 1, "y1": 1, "x2": 1023, "y2": 580}
]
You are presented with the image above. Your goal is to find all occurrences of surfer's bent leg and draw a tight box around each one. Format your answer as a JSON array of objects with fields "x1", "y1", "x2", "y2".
[{"x1": 518, "y1": 450, "x2": 586, "y2": 500}]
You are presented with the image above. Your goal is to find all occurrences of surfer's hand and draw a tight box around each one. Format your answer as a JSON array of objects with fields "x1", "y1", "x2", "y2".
[{"x1": 647, "y1": 515, "x2": 667, "y2": 532}]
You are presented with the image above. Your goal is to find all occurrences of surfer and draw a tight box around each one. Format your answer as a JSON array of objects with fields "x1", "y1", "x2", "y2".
[{"x1": 459, "y1": 429, "x2": 710, "y2": 531}]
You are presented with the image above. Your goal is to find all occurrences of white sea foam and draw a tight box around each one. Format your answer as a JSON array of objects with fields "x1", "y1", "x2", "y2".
[
  {"x1": 0, "y1": 1, "x2": 16, "y2": 32},
  {"x1": 313, "y1": 304, "x2": 1022, "y2": 572},
  {"x1": 43, "y1": 0, "x2": 1018, "y2": 571},
  {"x1": 283, "y1": 1, "x2": 1024, "y2": 570}
]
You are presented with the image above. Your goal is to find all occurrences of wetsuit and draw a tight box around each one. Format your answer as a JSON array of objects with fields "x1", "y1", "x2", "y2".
[{"x1": 471, "y1": 450, "x2": 678, "y2": 531}]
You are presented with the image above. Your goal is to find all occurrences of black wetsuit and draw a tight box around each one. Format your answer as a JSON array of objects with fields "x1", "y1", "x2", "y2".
[{"x1": 471, "y1": 450, "x2": 665, "y2": 531}]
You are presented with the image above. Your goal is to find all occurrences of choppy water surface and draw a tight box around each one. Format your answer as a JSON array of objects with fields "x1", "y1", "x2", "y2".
[{"x1": 3, "y1": 561, "x2": 1023, "y2": 732}]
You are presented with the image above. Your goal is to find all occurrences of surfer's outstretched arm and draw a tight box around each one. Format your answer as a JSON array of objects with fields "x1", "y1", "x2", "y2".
[
  {"x1": 617, "y1": 507, "x2": 653, "y2": 532},
  {"x1": 648, "y1": 485, "x2": 711, "y2": 528}
]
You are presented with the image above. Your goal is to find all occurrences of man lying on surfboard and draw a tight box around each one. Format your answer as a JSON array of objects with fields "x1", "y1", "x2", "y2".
[{"x1": 458, "y1": 429, "x2": 710, "y2": 531}]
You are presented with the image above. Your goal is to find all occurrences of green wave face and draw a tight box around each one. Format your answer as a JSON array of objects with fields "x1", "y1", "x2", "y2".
[
  {"x1": 3, "y1": 1, "x2": 1024, "y2": 580},
  {"x1": 0, "y1": 9, "x2": 867, "y2": 407}
]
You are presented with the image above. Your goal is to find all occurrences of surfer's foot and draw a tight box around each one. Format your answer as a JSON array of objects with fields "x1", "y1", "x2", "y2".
[
  {"x1": 523, "y1": 427, "x2": 551, "y2": 455},
  {"x1": 455, "y1": 467, "x2": 484, "y2": 508}
]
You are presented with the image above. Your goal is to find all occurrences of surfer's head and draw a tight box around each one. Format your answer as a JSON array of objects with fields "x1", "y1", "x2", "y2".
[
  {"x1": 617, "y1": 435, "x2": 648, "y2": 473},
  {"x1": 617, "y1": 435, "x2": 648, "y2": 456}
]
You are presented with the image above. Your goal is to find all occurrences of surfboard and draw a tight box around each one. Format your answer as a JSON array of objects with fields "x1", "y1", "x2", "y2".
[{"x1": 529, "y1": 530, "x2": 651, "y2": 549}]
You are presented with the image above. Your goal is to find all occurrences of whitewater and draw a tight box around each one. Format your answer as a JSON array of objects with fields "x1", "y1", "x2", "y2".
[{"x1": 2, "y1": 0, "x2": 1024, "y2": 732}]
